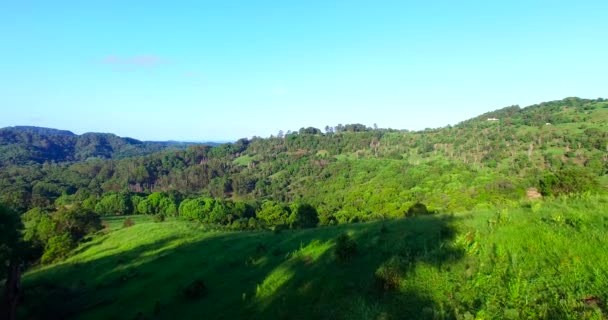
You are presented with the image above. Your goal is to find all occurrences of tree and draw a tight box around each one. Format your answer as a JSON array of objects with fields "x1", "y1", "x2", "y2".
[
  {"x1": 179, "y1": 197, "x2": 215, "y2": 220},
  {"x1": 406, "y1": 202, "x2": 432, "y2": 217},
  {"x1": 40, "y1": 233, "x2": 74, "y2": 264},
  {"x1": 288, "y1": 203, "x2": 319, "y2": 228},
  {"x1": 1, "y1": 204, "x2": 24, "y2": 320},
  {"x1": 539, "y1": 166, "x2": 599, "y2": 196},
  {"x1": 94, "y1": 193, "x2": 131, "y2": 215},
  {"x1": 53, "y1": 205, "x2": 102, "y2": 241},
  {"x1": 22, "y1": 207, "x2": 55, "y2": 249},
  {"x1": 256, "y1": 201, "x2": 289, "y2": 227}
]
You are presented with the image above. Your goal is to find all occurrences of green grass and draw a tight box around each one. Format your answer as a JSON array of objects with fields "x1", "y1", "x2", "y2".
[
  {"x1": 233, "y1": 154, "x2": 257, "y2": 166},
  {"x1": 20, "y1": 196, "x2": 608, "y2": 319},
  {"x1": 100, "y1": 215, "x2": 156, "y2": 231}
]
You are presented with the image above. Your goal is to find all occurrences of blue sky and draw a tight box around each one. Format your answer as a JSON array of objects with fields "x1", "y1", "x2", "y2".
[{"x1": 1, "y1": 1, "x2": 606, "y2": 141}]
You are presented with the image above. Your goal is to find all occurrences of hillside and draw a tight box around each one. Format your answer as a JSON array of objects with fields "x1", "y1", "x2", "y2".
[
  {"x1": 0, "y1": 97, "x2": 605, "y2": 214},
  {"x1": 1, "y1": 97, "x2": 608, "y2": 319},
  {"x1": 0, "y1": 126, "x2": 210, "y2": 166},
  {"x1": 19, "y1": 195, "x2": 608, "y2": 319}
]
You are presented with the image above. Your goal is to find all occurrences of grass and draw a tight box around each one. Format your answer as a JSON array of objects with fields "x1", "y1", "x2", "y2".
[
  {"x1": 233, "y1": 154, "x2": 257, "y2": 166},
  {"x1": 100, "y1": 215, "x2": 157, "y2": 231},
  {"x1": 19, "y1": 195, "x2": 608, "y2": 319}
]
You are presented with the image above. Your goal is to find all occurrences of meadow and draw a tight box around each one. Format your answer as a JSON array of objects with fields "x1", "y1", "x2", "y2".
[{"x1": 19, "y1": 195, "x2": 608, "y2": 319}]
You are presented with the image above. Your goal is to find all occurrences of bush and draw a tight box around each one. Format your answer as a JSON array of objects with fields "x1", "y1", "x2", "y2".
[
  {"x1": 406, "y1": 202, "x2": 432, "y2": 217},
  {"x1": 153, "y1": 214, "x2": 166, "y2": 223},
  {"x1": 41, "y1": 233, "x2": 74, "y2": 264},
  {"x1": 375, "y1": 256, "x2": 406, "y2": 291},
  {"x1": 123, "y1": 218, "x2": 135, "y2": 228},
  {"x1": 539, "y1": 166, "x2": 599, "y2": 196},
  {"x1": 288, "y1": 203, "x2": 319, "y2": 228},
  {"x1": 335, "y1": 233, "x2": 357, "y2": 263},
  {"x1": 181, "y1": 279, "x2": 208, "y2": 299}
]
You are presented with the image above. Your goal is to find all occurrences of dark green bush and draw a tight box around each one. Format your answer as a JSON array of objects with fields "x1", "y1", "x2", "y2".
[
  {"x1": 335, "y1": 233, "x2": 357, "y2": 263},
  {"x1": 181, "y1": 279, "x2": 208, "y2": 299},
  {"x1": 41, "y1": 233, "x2": 74, "y2": 264},
  {"x1": 406, "y1": 202, "x2": 432, "y2": 217},
  {"x1": 375, "y1": 256, "x2": 406, "y2": 291}
]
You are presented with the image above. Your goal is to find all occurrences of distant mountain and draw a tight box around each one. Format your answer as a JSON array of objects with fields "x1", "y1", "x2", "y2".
[{"x1": 0, "y1": 126, "x2": 216, "y2": 165}]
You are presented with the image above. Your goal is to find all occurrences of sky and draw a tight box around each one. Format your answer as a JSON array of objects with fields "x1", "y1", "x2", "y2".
[{"x1": 1, "y1": 1, "x2": 607, "y2": 141}]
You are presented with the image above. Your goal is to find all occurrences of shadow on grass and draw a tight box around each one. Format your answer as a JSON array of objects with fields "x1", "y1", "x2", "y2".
[
  {"x1": 247, "y1": 214, "x2": 463, "y2": 320},
  {"x1": 18, "y1": 214, "x2": 463, "y2": 320},
  {"x1": 19, "y1": 235, "x2": 185, "y2": 319}
]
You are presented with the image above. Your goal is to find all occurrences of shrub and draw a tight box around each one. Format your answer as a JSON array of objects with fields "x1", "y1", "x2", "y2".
[
  {"x1": 288, "y1": 203, "x2": 319, "y2": 228},
  {"x1": 380, "y1": 223, "x2": 389, "y2": 234},
  {"x1": 41, "y1": 233, "x2": 74, "y2": 264},
  {"x1": 406, "y1": 202, "x2": 432, "y2": 217},
  {"x1": 123, "y1": 218, "x2": 135, "y2": 228},
  {"x1": 153, "y1": 214, "x2": 166, "y2": 223},
  {"x1": 375, "y1": 256, "x2": 406, "y2": 291},
  {"x1": 335, "y1": 233, "x2": 357, "y2": 263},
  {"x1": 181, "y1": 279, "x2": 208, "y2": 299}
]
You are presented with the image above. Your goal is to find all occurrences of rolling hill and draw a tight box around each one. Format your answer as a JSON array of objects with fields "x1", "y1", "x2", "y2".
[{"x1": 0, "y1": 126, "x2": 217, "y2": 166}]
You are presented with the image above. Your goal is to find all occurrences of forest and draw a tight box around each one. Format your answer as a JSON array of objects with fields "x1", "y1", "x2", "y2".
[{"x1": 1, "y1": 97, "x2": 608, "y2": 319}]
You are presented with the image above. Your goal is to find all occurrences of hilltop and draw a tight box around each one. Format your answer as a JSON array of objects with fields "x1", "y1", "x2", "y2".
[{"x1": 0, "y1": 126, "x2": 218, "y2": 166}]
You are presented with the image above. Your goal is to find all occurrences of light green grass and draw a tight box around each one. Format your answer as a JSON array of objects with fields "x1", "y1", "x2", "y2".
[
  {"x1": 100, "y1": 215, "x2": 155, "y2": 232},
  {"x1": 20, "y1": 196, "x2": 608, "y2": 319},
  {"x1": 233, "y1": 154, "x2": 256, "y2": 166}
]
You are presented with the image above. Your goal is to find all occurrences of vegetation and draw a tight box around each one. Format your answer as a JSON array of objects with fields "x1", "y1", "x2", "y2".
[
  {"x1": 0, "y1": 126, "x2": 207, "y2": 166},
  {"x1": 1, "y1": 97, "x2": 607, "y2": 318},
  {"x1": 14, "y1": 195, "x2": 608, "y2": 319}
]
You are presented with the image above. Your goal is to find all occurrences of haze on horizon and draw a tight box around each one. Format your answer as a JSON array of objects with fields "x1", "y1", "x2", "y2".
[{"x1": 1, "y1": 1, "x2": 607, "y2": 141}]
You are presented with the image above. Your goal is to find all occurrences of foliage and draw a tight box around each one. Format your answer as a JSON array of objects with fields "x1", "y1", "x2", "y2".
[
  {"x1": 15, "y1": 196, "x2": 608, "y2": 319},
  {"x1": 539, "y1": 166, "x2": 600, "y2": 196},
  {"x1": 375, "y1": 256, "x2": 406, "y2": 291},
  {"x1": 335, "y1": 233, "x2": 357, "y2": 263},
  {"x1": 94, "y1": 192, "x2": 132, "y2": 215},
  {"x1": 40, "y1": 233, "x2": 74, "y2": 264},
  {"x1": 22, "y1": 205, "x2": 101, "y2": 264},
  {"x1": 0, "y1": 125, "x2": 199, "y2": 165},
  {"x1": 288, "y1": 203, "x2": 319, "y2": 228},
  {"x1": 256, "y1": 201, "x2": 290, "y2": 227},
  {"x1": 406, "y1": 202, "x2": 432, "y2": 217},
  {"x1": 0, "y1": 204, "x2": 22, "y2": 279}
]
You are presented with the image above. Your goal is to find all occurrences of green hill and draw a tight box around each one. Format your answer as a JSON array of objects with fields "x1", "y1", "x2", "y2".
[
  {"x1": 18, "y1": 195, "x2": 608, "y2": 319},
  {"x1": 0, "y1": 126, "x2": 209, "y2": 166},
  {"x1": 2, "y1": 97, "x2": 608, "y2": 319},
  {"x1": 1, "y1": 97, "x2": 605, "y2": 214}
]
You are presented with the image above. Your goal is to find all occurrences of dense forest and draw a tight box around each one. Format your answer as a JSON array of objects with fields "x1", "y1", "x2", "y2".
[
  {"x1": 0, "y1": 126, "x2": 208, "y2": 166},
  {"x1": 1, "y1": 97, "x2": 608, "y2": 319}
]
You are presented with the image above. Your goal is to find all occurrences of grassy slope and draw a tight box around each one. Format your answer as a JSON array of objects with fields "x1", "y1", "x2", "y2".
[{"x1": 21, "y1": 196, "x2": 608, "y2": 320}]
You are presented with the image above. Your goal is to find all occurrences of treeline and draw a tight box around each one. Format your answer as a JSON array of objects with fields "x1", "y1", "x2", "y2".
[
  {"x1": 20, "y1": 191, "x2": 327, "y2": 265},
  {"x1": 51, "y1": 190, "x2": 327, "y2": 228}
]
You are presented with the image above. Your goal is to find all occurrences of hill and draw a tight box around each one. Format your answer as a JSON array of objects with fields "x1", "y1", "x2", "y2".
[
  {"x1": 0, "y1": 126, "x2": 211, "y2": 166},
  {"x1": 18, "y1": 195, "x2": 608, "y2": 319},
  {"x1": 2, "y1": 97, "x2": 608, "y2": 319},
  {"x1": 0, "y1": 97, "x2": 605, "y2": 214}
]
